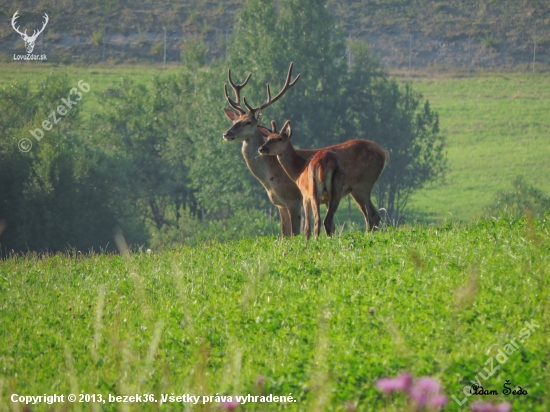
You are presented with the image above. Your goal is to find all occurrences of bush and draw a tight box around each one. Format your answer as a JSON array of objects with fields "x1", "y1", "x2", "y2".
[
  {"x1": 485, "y1": 176, "x2": 550, "y2": 218},
  {"x1": 151, "y1": 42, "x2": 163, "y2": 56},
  {"x1": 91, "y1": 30, "x2": 103, "y2": 46}
]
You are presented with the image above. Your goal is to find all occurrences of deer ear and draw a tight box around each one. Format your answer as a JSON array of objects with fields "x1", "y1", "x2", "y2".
[
  {"x1": 223, "y1": 108, "x2": 239, "y2": 121},
  {"x1": 254, "y1": 110, "x2": 262, "y2": 122},
  {"x1": 282, "y1": 122, "x2": 292, "y2": 139},
  {"x1": 257, "y1": 125, "x2": 271, "y2": 137}
]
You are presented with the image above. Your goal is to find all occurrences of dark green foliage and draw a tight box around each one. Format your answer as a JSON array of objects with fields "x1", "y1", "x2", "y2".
[
  {"x1": 0, "y1": 74, "x2": 147, "y2": 253},
  {"x1": 485, "y1": 176, "x2": 550, "y2": 218}
]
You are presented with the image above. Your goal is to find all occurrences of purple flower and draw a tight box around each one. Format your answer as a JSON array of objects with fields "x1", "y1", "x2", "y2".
[
  {"x1": 428, "y1": 394, "x2": 448, "y2": 408},
  {"x1": 494, "y1": 403, "x2": 512, "y2": 412},
  {"x1": 220, "y1": 399, "x2": 240, "y2": 410},
  {"x1": 375, "y1": 372, "x2": 413, "y2": 393},
  {"x1": 471, "y1": 402, "x2": 496, "y2": 412},
  {"x1": 409, "y1": 377, "x2": 442, "y2": 407},
  {"x1": 471, "y1": 402, "x2": 512, "y2": 412}
]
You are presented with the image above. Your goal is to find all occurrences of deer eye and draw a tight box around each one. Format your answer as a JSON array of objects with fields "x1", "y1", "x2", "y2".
[
  {"x1": 277, "y1": 137, "x2": 283, "y2": 141},
  {"x1": 246, "y1": 121, "x2": 252, "y2": 125}
]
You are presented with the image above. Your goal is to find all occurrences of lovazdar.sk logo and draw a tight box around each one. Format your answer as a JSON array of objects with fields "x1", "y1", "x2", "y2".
[{"x1": 11, "y1": 10, "x2": 48, "y2": 61}]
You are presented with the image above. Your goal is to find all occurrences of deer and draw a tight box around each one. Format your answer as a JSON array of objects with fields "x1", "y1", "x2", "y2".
[
  {"x1": 258, "y1": 120, "x2": 345, "y2": 238},
  {"x1": 11, "y1": 11, "x2": 49, "y2": 54},
  {"x1": 222, "y1": 63, "x2": 389, "y2": 236}
]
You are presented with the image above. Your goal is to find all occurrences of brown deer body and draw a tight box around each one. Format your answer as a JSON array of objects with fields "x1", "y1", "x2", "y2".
[
  {"x1": 258, "y1": 121, "x2": 345, "y2": 238},
  {"x1": 222, "y1": 63, "x2": 389, "y2": 236}
]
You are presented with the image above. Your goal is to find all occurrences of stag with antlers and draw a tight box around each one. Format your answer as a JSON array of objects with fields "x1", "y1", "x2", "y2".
[
  {"x1": 222, "y1": 63, "x2": 389, "y2": 236},
  {"x1": 258, "y1": 120, "x2": 345, "y2": 238},
  {"x1": 12, "y1": 11, "x2": 49, "y2": 54},
  {"x1": 222, "y1": 63, "x2": 304, "y2": 236}
]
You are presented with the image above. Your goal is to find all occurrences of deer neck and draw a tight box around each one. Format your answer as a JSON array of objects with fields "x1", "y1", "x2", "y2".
[
  {"x1": 277, "y1": 142, "x2": 307, "y2": 183},
  {"x1": 241, "y1": 130, "x2": 273, "y2": 182}
]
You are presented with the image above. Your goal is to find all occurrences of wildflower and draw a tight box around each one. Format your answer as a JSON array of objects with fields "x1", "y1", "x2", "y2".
[
  {"x1": 220, "y1": 399, "x2": 239, "y2": 410},
  {"x1": 471, "y1": 402, "x2": 512, "y2": 412},
  {"x1": 409, "y1": 377, "x2": 443, "y2": 407},
  {"x1": 375, "y1": 372, "x2": 413, "y2": 393}
]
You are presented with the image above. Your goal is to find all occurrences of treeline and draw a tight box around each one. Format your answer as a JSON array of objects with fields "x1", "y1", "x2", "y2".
[{"x1": 0, "y1": 0, "x2": 445, "y2": 253}]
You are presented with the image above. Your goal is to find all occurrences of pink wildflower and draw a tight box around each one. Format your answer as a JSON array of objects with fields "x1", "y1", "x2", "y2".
[
  {"x1": 409, "y1": 377, "x2": 442, "y2": 407},
  {"x1": 375, "y1": 372, "x2": 413, "y2": 393},
  {"x1": 494, "y1": 403, "x2": 512, "y2": 412},
  {"x1": 471, "y1": 402, "x2": 496, "y2": 412},
  {"x1": 220, "y1": 399, "x2": 239, "y2": 410}
]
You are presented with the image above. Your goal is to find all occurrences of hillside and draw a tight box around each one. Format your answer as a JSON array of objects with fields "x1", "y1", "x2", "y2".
[{"x1": 1, "y1": 0, "x2": 549, "y2": 68}]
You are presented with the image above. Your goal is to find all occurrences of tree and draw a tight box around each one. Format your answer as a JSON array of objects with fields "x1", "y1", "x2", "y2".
[
  {"x1": 96, "y1": 76, "x2": 196, "y2": 229},
  {"x1": 0, "y1": 74, "x2": 146, "y2": 253},
  {"x1": 229, "y1": 0, "x2": 347, "y2": 148}
]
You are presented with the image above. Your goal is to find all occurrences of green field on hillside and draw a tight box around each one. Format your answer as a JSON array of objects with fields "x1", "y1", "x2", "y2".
[
  {"x1": 407, "y1": 73, "x2": 550, "y2": 222},
  {"x1": 0, "y1": 217, "x2": 548, "y2": 411},
  {"x1": 1, "y1": 65, "x2": 549, "y2": 224}
]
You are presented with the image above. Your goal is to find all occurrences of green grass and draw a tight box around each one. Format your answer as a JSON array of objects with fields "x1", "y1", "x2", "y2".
[
  {"x1": 407, "y1": 73, "x2": 550, "y2": 223},
  {"x1": 1, "y1": 217, "x2": 549, "y2": 411}
]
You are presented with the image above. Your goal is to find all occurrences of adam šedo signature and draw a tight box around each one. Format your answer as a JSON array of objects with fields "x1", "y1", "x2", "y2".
[{"x1": 470, "y1": 380, "x2": 528, "y2": 396}]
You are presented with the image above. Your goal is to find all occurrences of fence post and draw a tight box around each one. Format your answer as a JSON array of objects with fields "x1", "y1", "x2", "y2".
[
  {"x1": 533, "y1": 34, "x2": 537, "y2": 73},
  {"x1": 409, "y1": 34, "x2": 412, "y2": 74},
  {"x1": 467, "y1": 35, "x2": 471, "y2": 77}
]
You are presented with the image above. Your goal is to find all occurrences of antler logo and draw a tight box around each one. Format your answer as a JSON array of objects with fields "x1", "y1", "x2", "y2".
[{"x1": 11, "y1": 11, "x2": 49, "y2": 54}]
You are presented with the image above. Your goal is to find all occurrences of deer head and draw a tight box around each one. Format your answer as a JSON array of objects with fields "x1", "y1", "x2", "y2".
[
  {"x1": 222, "y1": 63, "x2": 300, "y2": 142},
  {"x1": 12, "y1": 11, "x2": 49, "y2": 54},
  {"x1": 257, "y1": 120, "x2": 292, "y2": 156}
]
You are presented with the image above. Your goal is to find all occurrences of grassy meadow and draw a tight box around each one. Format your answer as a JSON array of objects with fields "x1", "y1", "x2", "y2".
[
  {"x1": 406, "y1": 73, "x2": 550, "y2": 223},
  {"x1": 1, "y1": 216, "x2": 549, "y2": 411},
  {"x1": 1, "y1": 65, "x2": 549, "y2": 225}
]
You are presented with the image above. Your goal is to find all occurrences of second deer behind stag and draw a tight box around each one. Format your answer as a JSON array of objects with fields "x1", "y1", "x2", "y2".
[{"x1": 258, "y1": 121, "x2": 345, "y2": 238}]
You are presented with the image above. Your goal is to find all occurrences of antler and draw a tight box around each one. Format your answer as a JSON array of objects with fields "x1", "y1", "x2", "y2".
[
  {"x1": 11, "y1": 11, "x2": 49, "y2": 40},
  {"x1": 224, "y1": 69, "x2": 252, "y2": 115},
  {"x1": 11, "y1": 11, "x2": 26, "y2": 37},
  {"x1": 30, "y1": 13, "x2": 49, "y2": 40},
  {"x1": 243, "y1": 62, "x2": 301, "y2": 113}
]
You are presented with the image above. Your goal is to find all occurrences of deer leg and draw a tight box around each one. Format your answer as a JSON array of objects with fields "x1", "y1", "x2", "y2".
[
  {"x1": 366, "y1": 198, "x2": 381, "y2": 230},
  {"x1": 278, "y1": 206, "x2": 292, "y2": 237},
  {"x1": 324, "y1": 173, "x2": 345, "y2": 236},
  {"x1": 350, "y1": 191, "x2": 379, "y2": 232},
  {"x1": 302, "y1": 199, "x2": 312, "y2": 239},
  {"x1": 288, "y1": 202, "x2": 302, "y2": 236},
  {"x1": 312, "y1": 196, "x2": 322, "y2": 239}
]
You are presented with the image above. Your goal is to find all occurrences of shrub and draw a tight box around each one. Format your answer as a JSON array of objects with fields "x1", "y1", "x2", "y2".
[{"x1": 485, "y1": 176, "x2": 550, "y2": 218}]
